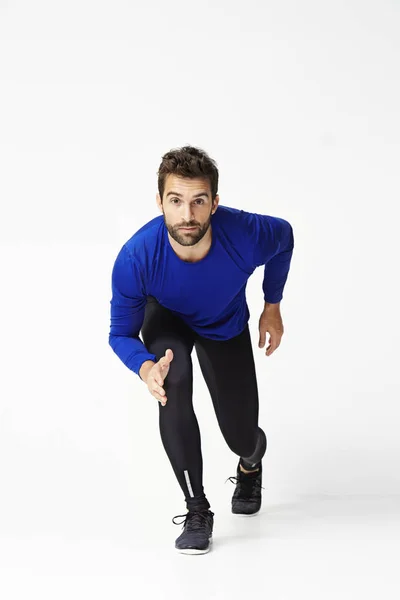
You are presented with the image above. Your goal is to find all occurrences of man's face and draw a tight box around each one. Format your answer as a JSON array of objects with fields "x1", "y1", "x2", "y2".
[{"x1": 157, "y1": 174, "x2": 219, "y2": 247}]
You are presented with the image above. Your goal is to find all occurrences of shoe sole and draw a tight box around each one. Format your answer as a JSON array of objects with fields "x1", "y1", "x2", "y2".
[
  {"x1": 176, "y1": 537, "x2": 213, "y2": 554},
  {"x1": 232, "y1": 512, "x2": 260, "y2": 517},
  {"x1": 232, "y1": 508, "x2": 261, "y2": 517}
]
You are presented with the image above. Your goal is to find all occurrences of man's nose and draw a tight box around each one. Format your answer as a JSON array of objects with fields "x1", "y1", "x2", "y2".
[{"x1": 181, "y1": 205, "x2": 195, "y2": 223}]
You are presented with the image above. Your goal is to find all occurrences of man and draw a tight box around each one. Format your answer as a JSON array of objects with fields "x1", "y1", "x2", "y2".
[{"x1": 109, "y1": 145, "x2": 294, "y2": 554}]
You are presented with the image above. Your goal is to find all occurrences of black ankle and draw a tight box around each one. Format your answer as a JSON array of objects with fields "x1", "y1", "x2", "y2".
[
  {"x1": 239, "y1": 457, "x2": 261, "y2": 471},
  {"x1": 186, "y1": 496, "x2": 211, "y2": 513}
]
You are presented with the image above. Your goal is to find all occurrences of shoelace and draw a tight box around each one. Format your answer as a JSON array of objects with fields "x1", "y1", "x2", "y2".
[
  {"x1": 172, "y1": 510, "x2": 215, "y2": 530},
  {"x1": 225, "y1": 473, "x2": 265, "y2": 497}
]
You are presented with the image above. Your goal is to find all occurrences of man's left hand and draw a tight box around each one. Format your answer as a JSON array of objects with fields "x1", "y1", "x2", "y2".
[{"x1": 258, "y1": 306, "x2": 284, "y2": 356}]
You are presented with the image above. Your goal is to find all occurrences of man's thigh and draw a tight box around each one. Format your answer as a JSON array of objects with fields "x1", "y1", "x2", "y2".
[
  {"x1": 140, "y1": 296, "x2": 195, "y2": 359},
  {"x1": 197, "y1": 324, "x2": 258, "y2": 406}
]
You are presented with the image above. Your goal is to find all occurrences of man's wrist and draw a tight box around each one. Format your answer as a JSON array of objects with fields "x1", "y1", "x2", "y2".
[
  {"x1": 139, "y1": 360, "x2": 156, "y2": 382},
  {"x1": 264, "y1": 300, "x2": 281, "y2": 309}
]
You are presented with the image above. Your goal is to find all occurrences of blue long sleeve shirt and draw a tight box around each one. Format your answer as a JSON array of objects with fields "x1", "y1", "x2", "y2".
[{"x1": 109, "y1": 204, "x2": 294, "y2": 378}]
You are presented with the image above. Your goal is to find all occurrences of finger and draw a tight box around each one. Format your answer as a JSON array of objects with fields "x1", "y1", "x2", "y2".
[
  {"x1": 158, "y1": 370, "x2": 165, "y2": 382},
  {"x1": 269, "y1": 331, "x2": 278, "y2": 346},
  {"x1": 150, "y1": 374, "x2": 163, "y2": 388},
  {"x1": 152, "y1": 388, "x2": 166, "y2": 400},
  {"x1": 266, "y1": 338, "x2": 280, "y2": 354},
  {"x1": 153, "y1": 391, "x2": 168, "y2": 405},
  {"x1": 152, "y1": 381, "x2": 165, "y2": 396},
  {"x1": 161, "y1": 356, "x2": 170, "y2": 368}
]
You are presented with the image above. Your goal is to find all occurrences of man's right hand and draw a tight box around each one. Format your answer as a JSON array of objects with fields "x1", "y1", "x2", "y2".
[{"x1": 141, "y1": 349, "x2": 174, "y2": 406}]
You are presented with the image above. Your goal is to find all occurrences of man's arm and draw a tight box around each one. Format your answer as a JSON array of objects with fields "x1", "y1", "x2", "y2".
[
  {"x1": 243, "y1": 211, "x2": 294, "y2": 303},
  {"x1": 108, "y1": 244, "x2": 157, "y2": 378}
]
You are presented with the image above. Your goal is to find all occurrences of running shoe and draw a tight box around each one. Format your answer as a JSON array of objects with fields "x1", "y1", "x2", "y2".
[
  {"x1": 226, "y1": 460, "x2": 264, "y2": 516},
  {"x1": 172, "y1": 508, "x2": 215, "y2": 554}
]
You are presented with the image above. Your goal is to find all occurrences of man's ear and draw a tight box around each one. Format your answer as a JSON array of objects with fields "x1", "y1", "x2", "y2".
[
  {"x1": 212, "y1": 194, "x2": 220, "y2": 214},
  {"x1": 156, "y1": 193, "x2": 163, "y2": 212}
]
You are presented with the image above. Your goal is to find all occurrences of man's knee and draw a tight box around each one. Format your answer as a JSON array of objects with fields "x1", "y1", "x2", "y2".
[
  {"x1": 226, "y1": 427, "x2": 267, "y2": 461},
  {"x1": 241, "y1": 428, "x2": 267, "y2": 462},
  {"x1": 148, "y1": 339, "x2": 192, "y2": 387}
]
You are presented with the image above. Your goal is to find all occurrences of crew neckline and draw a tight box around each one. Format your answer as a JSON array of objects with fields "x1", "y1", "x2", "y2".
[{"x1": 165, "y1": 221, "x2": 217, "y2": 266}]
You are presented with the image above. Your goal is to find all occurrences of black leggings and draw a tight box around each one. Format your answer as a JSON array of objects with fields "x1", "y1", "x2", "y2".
[{"x1": 140, "y1": 296, "x2": 267, "y2": 511}]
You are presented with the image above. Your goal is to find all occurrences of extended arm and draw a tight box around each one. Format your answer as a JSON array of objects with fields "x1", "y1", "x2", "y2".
[{"x1": 108, "y1": 244, "x2": 157, "y2": 378}]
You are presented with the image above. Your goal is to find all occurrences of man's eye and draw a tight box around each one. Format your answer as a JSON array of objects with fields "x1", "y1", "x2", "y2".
[{"x1": 171, "y1": 198, "x2": 204, "y2": 204}]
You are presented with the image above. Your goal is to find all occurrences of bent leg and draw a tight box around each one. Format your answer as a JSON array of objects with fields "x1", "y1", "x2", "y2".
[
  {"x1": 141, "y1": 297, "x2": 210, "y2": 511},
  {"x1": 194, "y1": 323, "x2": 267, "y2": 467}
]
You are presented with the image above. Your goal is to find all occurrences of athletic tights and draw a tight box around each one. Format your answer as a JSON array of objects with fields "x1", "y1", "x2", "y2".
[{"x1": 140, "y1": 296, "x2": 267, "y2": 511}]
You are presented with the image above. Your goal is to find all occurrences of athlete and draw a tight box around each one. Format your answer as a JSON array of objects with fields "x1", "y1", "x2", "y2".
[{"x1": 109, "y1": 145, "x2": 294, "y2": 554}]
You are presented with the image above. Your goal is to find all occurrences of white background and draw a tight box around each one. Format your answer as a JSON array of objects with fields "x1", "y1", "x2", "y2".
[{"x1": 0, "y1": 0, "x2": 399, "y2": 597}]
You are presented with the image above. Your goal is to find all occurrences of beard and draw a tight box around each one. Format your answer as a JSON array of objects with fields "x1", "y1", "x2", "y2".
[{"x1": 163, "y1": 208, "x2": 213, "y2": 247}]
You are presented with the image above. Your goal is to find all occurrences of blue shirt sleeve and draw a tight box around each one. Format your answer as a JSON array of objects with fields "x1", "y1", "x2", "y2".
[
  {"x1": 108, "y1": 244, "x2": 157, "y2": 378},
  {"x1": 243, "y1": 211, "x2": 294, "y2": 303}
]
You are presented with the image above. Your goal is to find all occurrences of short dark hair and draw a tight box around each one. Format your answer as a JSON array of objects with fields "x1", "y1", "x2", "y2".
[{"x1": 157, "y1": 145, "x2": 219, "y2": 203}]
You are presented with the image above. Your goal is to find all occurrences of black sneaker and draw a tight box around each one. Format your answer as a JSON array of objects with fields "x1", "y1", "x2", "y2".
[
  {"x1": 226, "y1": 460, "x2": 264, "y2": 516},
  {"x1": 172, "y1": 509, "x2": 215, "y2": 554}
]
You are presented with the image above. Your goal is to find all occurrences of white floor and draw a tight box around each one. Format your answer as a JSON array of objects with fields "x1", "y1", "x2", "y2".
[{"x1": 0, "y1": 493, "x2": 399, "y2": 600}]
